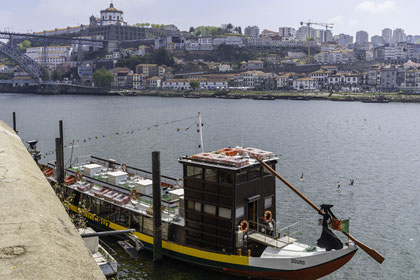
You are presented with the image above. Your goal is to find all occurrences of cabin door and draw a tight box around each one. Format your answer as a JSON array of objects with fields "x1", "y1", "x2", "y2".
[{"x1": 248, "y1": 201, "x2": 257, "y2": 229}]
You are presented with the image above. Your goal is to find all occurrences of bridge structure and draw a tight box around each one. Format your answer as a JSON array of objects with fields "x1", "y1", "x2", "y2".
[{"x1": 0, "y1": 31, "x2": 106, "y2": 81}]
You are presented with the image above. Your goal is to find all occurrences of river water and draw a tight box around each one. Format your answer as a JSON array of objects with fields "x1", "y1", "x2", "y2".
[{"x1": 1, "y1": 94, "x2": 419, "y2": 279}]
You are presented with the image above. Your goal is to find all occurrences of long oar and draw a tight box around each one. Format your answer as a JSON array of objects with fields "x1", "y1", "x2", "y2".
[{"x1": 253, "y1": 155, "x2": 385, "y2": 264}]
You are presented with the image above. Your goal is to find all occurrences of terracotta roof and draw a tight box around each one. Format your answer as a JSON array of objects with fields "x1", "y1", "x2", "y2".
[{"x1": 102, "y1": 3, "x2": 122, "y2": 13}]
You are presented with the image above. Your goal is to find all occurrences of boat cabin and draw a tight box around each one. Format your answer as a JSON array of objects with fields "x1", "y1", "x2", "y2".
[{"x1": 179, "y1": 147, "x2": 277, "y2": 254}]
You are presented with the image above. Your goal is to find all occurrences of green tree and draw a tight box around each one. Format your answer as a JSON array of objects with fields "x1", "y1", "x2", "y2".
[
  {"x1": 226, "y1": 23, "x2": 233, "y2": 30},
  {"x1": 234, "y1": 26, "x2": 242, "y2": 34},
  {"x1": 93, "y1": 68, "x2": 114, "y2": 88},
  {"x1": 116, "y1": 55, "x2": 147, "y2": 71},
  {"x1": 41, "y1": 68, "x2": 51, "y2": 81},
  {"x1": 52, "y1": 70, "x2": 62, "y2": 81},
  {"x1": 190, "y1": 80, "x2": 200, "y2": 90},
  {"x1": 150, "y1": 48, "x2": 175, "y2": 67},
  {"x1": 189, "y1": 26, "x2": 195, "y2": 33},
  {"x1": 17, "y1": 40, "x2": 31, "y2": 52}
]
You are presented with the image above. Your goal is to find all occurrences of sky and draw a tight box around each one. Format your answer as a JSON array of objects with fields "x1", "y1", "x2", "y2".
[{"x1": 0, "y1": 0, "x2": 418, "y2": 37}]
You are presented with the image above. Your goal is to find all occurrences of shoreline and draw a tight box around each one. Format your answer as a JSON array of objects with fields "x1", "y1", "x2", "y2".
[{"x1": 2, "y1": 86, "x2": 420, "y2": 103}]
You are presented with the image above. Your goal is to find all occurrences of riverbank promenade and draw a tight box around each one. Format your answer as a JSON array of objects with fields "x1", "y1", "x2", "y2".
[{"x1": 0, "y1": 121, "x2": 105, "y2": 279}]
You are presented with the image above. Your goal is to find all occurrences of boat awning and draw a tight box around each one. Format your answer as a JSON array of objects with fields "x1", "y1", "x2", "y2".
[{"x1": 246, "y1": 195, "x2": 260, "y2": 203}]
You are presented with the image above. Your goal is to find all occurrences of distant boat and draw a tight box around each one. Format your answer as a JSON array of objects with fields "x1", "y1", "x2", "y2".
[
  {"x1": 253, "y1": 95, "x2": 275, "y2": 100},
  {"x1": 361, "y1": 96, "x2": 391, "y2": 103},
  {"x1": 220, "y1": 95, "x2": 242, "y2": 99},
  {"x1": 183, "y1": 94, "x2": 200, "y2": 99}
]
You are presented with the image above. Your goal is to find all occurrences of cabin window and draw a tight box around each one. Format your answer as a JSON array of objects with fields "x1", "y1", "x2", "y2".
[
  {"x1": 204, "y1": 204, "x2": 216, "y2": 215},
  {"x1": 219, "y1": 207, "x2": 231, "y2": 219},
  {"x1": 204, "y1": 168, "x2": 217, "y2": 182},
  {"x1": 194, "y1": 202, "x2": 202, "y2": 212},
  {"x1": 264, "y1": 196, "x2": 273, "y2": 208},
  {"x1": 235, "y1": 206, "x2": 244, "y2": 219},
  {"x1": 236, "y1": 170, "x2": 247, "y2": 184},
  {"x1": 187, "y1": 165, "x2": 202, "y2": 179},
  {"x1": 249, "y1": 166, "x2": 261, "y2": 180},
  {"x1": 219, "y1": 170, "x2": 233, "y2": 184},
  {"x1": 262, "y1": 164, "x2": 273, "y2": 177}
]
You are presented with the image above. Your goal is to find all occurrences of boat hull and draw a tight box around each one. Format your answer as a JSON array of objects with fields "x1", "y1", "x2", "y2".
[{"x1": 70, "y1": 205, "x2": 357, "y2": 280}]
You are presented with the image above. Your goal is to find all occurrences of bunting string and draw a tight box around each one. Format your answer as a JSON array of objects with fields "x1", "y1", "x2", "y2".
[{"x1": 41, "y1": 114, "x2": 198, "y2": 158}]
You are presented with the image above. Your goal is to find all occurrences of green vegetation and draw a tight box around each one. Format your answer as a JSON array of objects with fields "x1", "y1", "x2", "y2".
[
  {"x1": 116, "y1": 48, "x2": 174, "y2": 70},
  {"x1": 93, "y1": 68, "x2": 114, "y2": 89},
  {"x1": 41, "y1": 68, "x2": 50, "y2": 81},
  {"x1": 17, "y1": 40, "x2": 31, "y2": 52},
  {"x1": 214, "y1": 45, "x2": 256, "y2": 64},
  {"x1": 189, "y1": 80, "x2": 200, "y2": 90},
  {"x1": 52, "y1": 70, "x2": 62, "y2": 81}
]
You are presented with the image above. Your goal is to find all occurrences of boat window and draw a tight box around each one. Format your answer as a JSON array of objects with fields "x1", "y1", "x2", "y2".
[
  {"x1": 236, "y1": 170, "x2": 248, "y2": 184},
  {"x1": 194, "y1": 202, "x2": 201, "y2": 212},
  {"x1": 118, "y1": 208, "x2": 131, "y2": 228},
  {"x1": 187, "y1": 165, "x2": 202, "y2": 179},
  {"x1": 219, "y1": 170, "x2": 233, "y2": 184},
  {"x1": 219, "y1": 207, "x2": 231, "y2": 219},
  {"x1": 249, "y1": 166, "x2": 261, "y2": 180},
  {"x1": 264, "y1": 196, "x2": 273, "y2": 208},
  {"x1": 187, "y1": 200, "x2": 195, "y2": 210},
  {"x1": 204, "y1": 168, "x2": 217, "y2": 182},
  {"x1": 235, "y1": 206, "x2": 244, "y2": 219},
  {"x1": 262, "y1": 164, "x2": 273, "y2": 177},
  {"x1": 204, "y1": 204, "x2": 216, "y2": 215}
]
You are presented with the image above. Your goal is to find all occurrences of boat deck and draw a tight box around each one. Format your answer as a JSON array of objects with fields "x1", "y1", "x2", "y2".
[{"x1": 248, "y1": 232, "x2": 297, "y2": 249}]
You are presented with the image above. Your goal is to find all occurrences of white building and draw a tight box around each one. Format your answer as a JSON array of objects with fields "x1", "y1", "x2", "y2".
[
  {"x1": 279, "y1": 27, "x2": 296, "y2": 38},
  {"x1": 244, "y1": 26, "x2": 260, "y2": 38},
  {"x1": 219, "y1": 64, "x2": 232, "y2": 72},
  {"x1": 162, "y1": 79, "x2": 192, "y2": 90},
  {"x1": 213, "y1": 37, "x2": 245, "y2": 47},
  {"x1": 199, "y1": 79, "x2": 228, "y2": 90},
  {"x1": 26, "y1": 46, "x2": 72, "y2": 69},
  {"x1": 293, "y1": 77, "x2": 318, "y2": 90},
  {"x1": 99, "y1": 3, "x2": 126, "y2": 26}
]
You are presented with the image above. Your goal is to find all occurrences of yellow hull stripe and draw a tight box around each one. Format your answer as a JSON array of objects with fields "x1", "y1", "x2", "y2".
[{"x1": 70, "y1": 205, "x2": 249, "y2": 266}]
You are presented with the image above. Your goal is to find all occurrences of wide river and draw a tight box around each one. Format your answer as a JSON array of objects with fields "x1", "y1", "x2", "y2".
[{"x1": 1, "y1": 94, "x2": 418, "y2": 279}]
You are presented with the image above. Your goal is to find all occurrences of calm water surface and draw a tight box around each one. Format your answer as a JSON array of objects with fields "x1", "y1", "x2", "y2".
[{"x1": 1, "y1": 94, "x2": 419, "y2": 279}]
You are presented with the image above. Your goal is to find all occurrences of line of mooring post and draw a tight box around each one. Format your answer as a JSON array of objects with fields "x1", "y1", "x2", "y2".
[
  {"x1": 59, "y1": 120, "x2": 64, "y2": 179},
  {"x1": 12, "y1": 112, "x2": 17, "y2": 134},
  {"x1": 152, "y1": 151, "x2": 162, "y2": 263},
  {"x1": 55, "y1": 137, "x2": 64, "y2": 184}
]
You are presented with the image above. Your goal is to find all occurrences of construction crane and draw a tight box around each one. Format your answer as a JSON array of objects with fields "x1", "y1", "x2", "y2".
[{"x1": 300, "y1": 21, "x2": 334, "y2": 64}]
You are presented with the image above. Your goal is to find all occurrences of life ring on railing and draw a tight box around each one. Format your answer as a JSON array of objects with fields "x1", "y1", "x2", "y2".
[
  {"x1": 264, "y1": 210, "x2": 272, "y2": 223},
  {"x1": 131, "y1": 189, "x2": 139, "y2": 201},
  {"x1": 76, "y1": 171, "x2": 83, "y2": 182},
  {"x1": 121, "y1": 163, "x2": 127, "y2": 172},
  {"x1": 240, "y1": 220, "x2": 249, "y2": 232}
]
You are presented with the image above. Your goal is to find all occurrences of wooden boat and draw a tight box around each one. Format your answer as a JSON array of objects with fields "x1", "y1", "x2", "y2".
[
  {"x1": 43, "y1": 147, "x2": 362, "y2": 280},
  {"x1": 79, "y1": 227, "x2": 118, "y2": 277},
  {"x1": 252, "y1": 95, "x2": 275, "y2": 101}
]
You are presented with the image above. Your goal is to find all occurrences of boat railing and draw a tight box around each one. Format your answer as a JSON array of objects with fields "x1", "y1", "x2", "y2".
[
  {"x1": 248, "y1": 219, "x2": 300, "y2": 248},
  {"x1": 278, "y1": 221, "x2": 300, "y2": 244}
]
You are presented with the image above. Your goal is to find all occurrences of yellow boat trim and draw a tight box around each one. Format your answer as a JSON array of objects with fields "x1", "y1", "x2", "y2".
[{"x1": 70, "y1": 205, "x2": 249, "y2": 266}]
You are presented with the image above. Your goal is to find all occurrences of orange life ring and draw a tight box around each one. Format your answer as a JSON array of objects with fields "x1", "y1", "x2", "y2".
[
  {"x1": 240, "y1": 220, "x2": 249, "y2": 232},
  {"x1": 121, "y1": 163, "x2": 127, "y2": 172},
  {"x1": 131, "y1": 189, "x2": 139, "y2": 201},
  {"x1": 264, "y1": 210, "x2": 272, "y2": 223},
  {"x1": 75, "y1": 171, "x2": 83, "y2": 182}
]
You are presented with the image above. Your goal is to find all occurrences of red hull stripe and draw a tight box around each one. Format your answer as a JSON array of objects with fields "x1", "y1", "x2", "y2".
[{"x1": 224, "y1": 249, "x2": 357, "y2": 280}]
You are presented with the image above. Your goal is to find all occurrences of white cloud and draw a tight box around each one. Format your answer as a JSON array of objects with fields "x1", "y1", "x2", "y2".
[
  {"x1": 355, "y1": 1, "x2": 395, "y2": 13},
  {"x1": 329, "y1": 15, "x2": 343, "y2": 24}
]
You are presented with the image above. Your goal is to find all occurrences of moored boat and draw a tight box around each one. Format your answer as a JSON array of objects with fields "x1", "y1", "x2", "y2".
[{"x1": 43, "y1": 146, "x2": 360, "y2": 279}]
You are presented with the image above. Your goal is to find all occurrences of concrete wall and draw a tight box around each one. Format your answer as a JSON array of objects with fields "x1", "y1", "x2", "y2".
[{"x1": 0, "y1": 121, "x2": 105, "y2": 280}]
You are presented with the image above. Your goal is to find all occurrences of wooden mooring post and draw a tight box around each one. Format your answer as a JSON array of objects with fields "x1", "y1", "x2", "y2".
[
  {"x1": 12, "y1": 112, "x2": 17, "y2": 134},
  {"x1": 152, "y1": 151, "x2": 162, "y2": 263}
]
